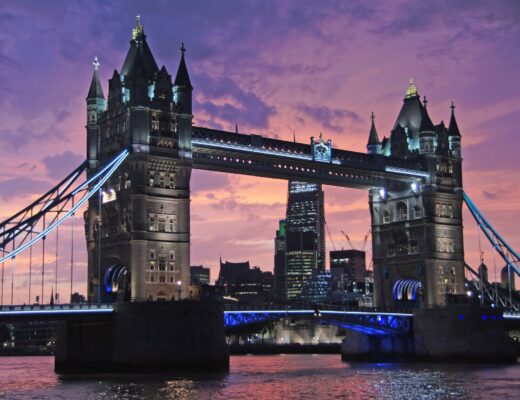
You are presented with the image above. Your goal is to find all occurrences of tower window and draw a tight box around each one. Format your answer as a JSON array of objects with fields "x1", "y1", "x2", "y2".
[
  {"x1": 396, "y1": 202, "x2": 408, "y2": 221},
  {"x1": 414, "y1": 206, "x2": 422, "y2": 219},
  {"x1": 149, "y1": 249, "x2": 156, "y2": 260},
  {"x1": 169, "y1": 250, "x2": 175, "y2": 261},
  {"x1": 382, "y1": 210, "x2": 391, "y2": 223},
  {"x1": 151, "y1": 117, "x2": 159, "y2": 131}
]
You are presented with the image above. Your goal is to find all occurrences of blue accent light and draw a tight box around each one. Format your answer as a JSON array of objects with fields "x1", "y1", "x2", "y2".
[
  {"x1": 481, "y1": 315, "x2": 488, "y2": 321},
  {"x1": 458, "y1": 314, "x2": 464, "y2": 321},
  {"x1": 0, "y1": 149, "x2": 129, "y2": 264}
]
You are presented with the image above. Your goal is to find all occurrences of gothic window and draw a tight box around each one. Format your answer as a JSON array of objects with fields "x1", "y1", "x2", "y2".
[
  {"x1": 436, "y1": 238, "x2": 455, "y2": 253},
  {"x1": 149, "y1": 249, "x2": 156, "y2": 260},
  {"x1": 148, "y1": 169, "x2": 156, "y2": 187},
  {"x1": 396, "y1": 202, "x2": 408, "y2": 221},
  {"x1": 148, "y1": 214, "x2": 157, "y2": 231},
  {"x1": 169, "y1": 250, "x2": 175, "y2": 261},
  {"x1": 414, "y1": 206, "x2": 422, "y2": 219},
  {"x1": 124, "y1": 172, "x2": 131, "y2": 189},
  {"x1": 169, "y1": 262, "x2": 175, "y2": 272},
  {"x1": 149, "y1": 261, "x2": 156, "y2": 271},
  {"x1": 150, "y1": 275, "x2": 155, "y2": 283},
  {"x1": 159, "y1": 172, "x2": 165, "y2": 188},
  {"x1": 151, "y1": 117, "x2": 159, "y2": 131},
  {"x1": 89, "y1": 110, "x2": 97, "y2": 124},
  {"x1": 168, "y1": 173, "x2": 175, "y2": 189},
  {"x1": 166, "y1": 216, "x2": 176, "y2": 233},
  {"x1": 448, "y1": 161, "x2": 454, "y2": 174},
  {"x1": 158, "y1": 215, "x2": 166, "y2": 232},
  {"x1": 159, "y1": 275, "x2": 166, "y2": 283},
  {"x1": 159, "y1": 259, "x2": 166, "y2": 271},
  {"x1": 169, "y1": 276, "x2": 174, "y2": 283},
  {"x1": 382, "y1": 210, "x2": 391, "y2": 224}
]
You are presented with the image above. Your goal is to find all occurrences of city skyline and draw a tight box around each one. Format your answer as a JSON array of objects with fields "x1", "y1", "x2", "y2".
[{"x1": 1, "y1": 1, "x2": 519, "y2": 303}]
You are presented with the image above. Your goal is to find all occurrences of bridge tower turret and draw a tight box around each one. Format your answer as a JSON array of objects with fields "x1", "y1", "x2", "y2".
[
  {"x1": 371, "y1": 81, "x2": 466, "y2": 309},
  {"x1": 86, "y1": 57, "x2": 106, "y2": 168},
  {"x1": 366, "y1": 112, "x2": 382, "y2": 155},
  {"x1": 85, "y1": 17, "x2": 192, "y2": 303},
  {"x1": 448, "y1": 102, "x2": 462, "y2": 158}
]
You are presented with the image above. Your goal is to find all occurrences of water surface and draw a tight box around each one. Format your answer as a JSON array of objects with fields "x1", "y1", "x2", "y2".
[{"x1": 0, "y1": 355, "x2": 519, "y2": 399}]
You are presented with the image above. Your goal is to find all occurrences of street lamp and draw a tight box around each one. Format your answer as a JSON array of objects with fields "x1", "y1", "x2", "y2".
[{"x1": 177, "y1": 280, "x2": 182, "y2": 300}]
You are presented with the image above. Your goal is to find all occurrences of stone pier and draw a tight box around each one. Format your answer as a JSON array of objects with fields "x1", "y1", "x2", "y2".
[{"x1": 55, "y1": 301, "x2": 229, "y2": 373}]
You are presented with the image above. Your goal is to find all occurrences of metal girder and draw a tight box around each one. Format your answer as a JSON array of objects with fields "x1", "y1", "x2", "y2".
[{"x1": 191, "y1": 127, "x2": 427, "y2": 190}]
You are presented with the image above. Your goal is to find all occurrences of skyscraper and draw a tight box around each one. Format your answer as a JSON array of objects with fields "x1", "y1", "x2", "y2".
[
  {"x1": 282, "y1": 181, "x2": 325, "y2": 301},
  {"x1": 274, "y1": 219, "x2": 287, "y2": 301}
]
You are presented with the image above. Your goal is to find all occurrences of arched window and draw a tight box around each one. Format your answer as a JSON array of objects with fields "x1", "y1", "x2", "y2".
[
  {"x1": 382, "y1": 210, "x2": 391, "y2": 223},
  {"x1": 396, "y1": 202, "x2": 408, "y2": 221}
]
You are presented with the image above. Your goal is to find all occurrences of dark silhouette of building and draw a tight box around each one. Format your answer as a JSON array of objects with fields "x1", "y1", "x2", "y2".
[
  {"x1": 217, "y1": 260, "x2": 274, "y2": 304},
  {"x1": 330, "y1": 249, "x2": 367, "y2": 290},
  {"x1": 274, "y1": 219, "x2": 287, "y2": 301},
  {"x1": 70, "y1": 292, "x2": 86, "y2": 303},
  {"x1": 190, "y1": 265, "x2": 210, "y2": 285}
]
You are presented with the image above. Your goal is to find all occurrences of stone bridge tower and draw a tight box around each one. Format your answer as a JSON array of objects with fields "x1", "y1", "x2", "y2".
[
  {"x1": 85, "y1": 17, "x2": 192, "y2": 302},
  {"x1": 368, "y1": 81, "x2": 465, "y2": 308}
]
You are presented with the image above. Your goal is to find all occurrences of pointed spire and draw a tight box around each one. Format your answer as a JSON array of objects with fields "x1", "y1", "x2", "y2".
[
  {"x1": 367, "y1": 112, "x2": 380, "y2": 146},
  {"x1": 419, "y1": 101, "x2": 434, "y2": 132},
  {"x1": 174, "y1": 42, "x2": 193, "y2": 89},
  {"x1": 235, "y1": 123, "x2": 239, "y2": 133},
  {"x1": 121, "y1": 15, "x2": 159, "y2": 78},
  {"x1": 87, "y1": 56, "x2": 105, "y2": 99},
  {"x1": 448, "y1": 101, "x2": 461, "y2": 137}
]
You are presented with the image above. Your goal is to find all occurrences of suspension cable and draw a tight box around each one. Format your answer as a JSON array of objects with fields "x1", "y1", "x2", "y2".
[
  {"x1": 29, "y1": 209, "x2": 33, "y2": 304},
  {"x1": 70, "y1": 197, "x2": 74, "y2": 303},
  {"x1": 55, "y1": 225, "x2": 59, "y2": 303},
  {"x1": 41, "y1": 215, "x2": 46, "y2": 305},
  {"x1": 10, "y1": 239, "x2": 14, "y2": 305},
  {"x1": 1, "y1": 248, "x2": 4, "y2": 307}
]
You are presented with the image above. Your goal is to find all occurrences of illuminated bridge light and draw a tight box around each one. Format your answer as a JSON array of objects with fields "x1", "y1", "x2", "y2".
[{"x1": 384, "y1": 166, "x2": 429, "y2": 178}]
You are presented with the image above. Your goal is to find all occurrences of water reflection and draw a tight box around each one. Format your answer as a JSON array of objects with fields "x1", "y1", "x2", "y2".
[{"x1": 0, "y1": 355, "x2": 518, "y2": 400}]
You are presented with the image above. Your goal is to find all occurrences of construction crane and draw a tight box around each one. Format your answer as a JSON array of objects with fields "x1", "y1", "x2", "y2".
[
  {"x1": 341, "y1": 229, "x2": 371, "y2": 252},
  {"x1": 324, "y1": 217, "x2": 337, "y2": 251},
  {"x1": 341, "y1": 230, "x2": 356, "y2": 250}
]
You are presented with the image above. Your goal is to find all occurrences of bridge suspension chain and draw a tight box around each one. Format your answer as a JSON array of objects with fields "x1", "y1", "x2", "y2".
[
  {"x1": 463, "y1": 192, "x2": 520, "y2": 278},
  {"x1": 0, "y1": 149, "x2": 129, "y2": 265}
]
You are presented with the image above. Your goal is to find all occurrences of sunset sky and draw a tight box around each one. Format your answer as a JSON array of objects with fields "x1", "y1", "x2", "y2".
[{"x1": 1, "y1": 1, "x2": 519, "y2": 303}]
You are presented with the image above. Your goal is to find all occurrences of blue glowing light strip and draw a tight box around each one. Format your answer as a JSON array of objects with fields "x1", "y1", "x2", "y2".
[
  {"x1": 192, "y1": 138, "x2": 343, "y2": 165},
  {"x1": 224, "y1": 310, "x2": 412, "y2": 317},
  {"x1": 384, "y1": 166, "x2": 429, "y2": 178},
  {"x1": 0, "y1": 149, "x2": 129, "y2": 263},
  {"x1": 464, "y1": 192, "x2": 520, "y2": 277},
  {"x1": 0, "y1": 308, "x2": 113, "y2": 316}
]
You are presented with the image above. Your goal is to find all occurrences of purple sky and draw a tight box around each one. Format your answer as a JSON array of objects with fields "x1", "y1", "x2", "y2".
[{"x1": 1, "y1": 1, "x2": 519, "y2": 302}]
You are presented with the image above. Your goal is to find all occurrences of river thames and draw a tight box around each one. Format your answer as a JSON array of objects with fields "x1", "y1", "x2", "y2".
[{"x1": 0, "y1": 355, "x2": 519, "y2": 399}]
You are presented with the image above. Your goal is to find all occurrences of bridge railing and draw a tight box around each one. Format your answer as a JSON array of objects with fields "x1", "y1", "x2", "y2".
[{"x1": 0, "y1": 303, "x2": 113, "y2": 312}]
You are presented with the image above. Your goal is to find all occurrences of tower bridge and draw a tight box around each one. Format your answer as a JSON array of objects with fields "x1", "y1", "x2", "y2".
[
  {"x1": 0, "y1": 16, "x2": 518, "y2": 310},
  {"x1": 0, "y1": 16, "x2": 519, "y2": 368}
]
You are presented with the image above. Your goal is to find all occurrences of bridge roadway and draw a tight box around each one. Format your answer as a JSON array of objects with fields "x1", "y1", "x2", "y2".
[
  {"x1": 1, "y1": 303, "x2": 518, "y2": 335},
  {"x1": 190, "y1": 127, "x2": 429, "y2": 189}
]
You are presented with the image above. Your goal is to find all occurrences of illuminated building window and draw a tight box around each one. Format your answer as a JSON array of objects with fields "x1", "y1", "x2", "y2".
[
  {"x1": 149, "y1": 261, "x2": 156, "y2": 271},
  {"x1": 151, "y1": 117, "x2": 159, "y2": 131},
  {"x1": 382, "y1": 210, "x2": 391, "y2": 223},
  {"x1": 148, "y1": 214, "x2": 157, "y2": 231},
  {"x1": 396, "y1": 202, "x2": 408, "y2": 221},
  {"x1": 156, "y1": 215, "x2": 164, "y2": 232},
  {"x1": 168, "y1": 173, "x2": 175, "y2": 188},
  {"x1": 148, "y1": 169, "x2": 155, "y2": 186}
]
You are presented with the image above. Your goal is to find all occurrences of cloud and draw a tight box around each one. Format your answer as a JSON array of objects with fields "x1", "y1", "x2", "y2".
[
  {"x1": 0, "y1": 177, "x2": 50, "y2": 200},
  {"x1": 482, "y1": 191, "x2": 496, "y2": 200},
  {"x1": 191, "y1": 171, "x2": 231, "y2": 192},
  {"x1": 296, "y1": 102, "x2": 362, "y2": 133},
  {"x1": 194, "y1": 74, "x2": 276, "y2": 130},
  {"x1": 41, "y1": 151, "x2": 84, "y2": 180}
]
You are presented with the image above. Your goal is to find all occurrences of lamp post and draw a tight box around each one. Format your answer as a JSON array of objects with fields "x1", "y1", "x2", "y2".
[{"x1": 176, "y1": 280, "x2": 182, "y2": 300}]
